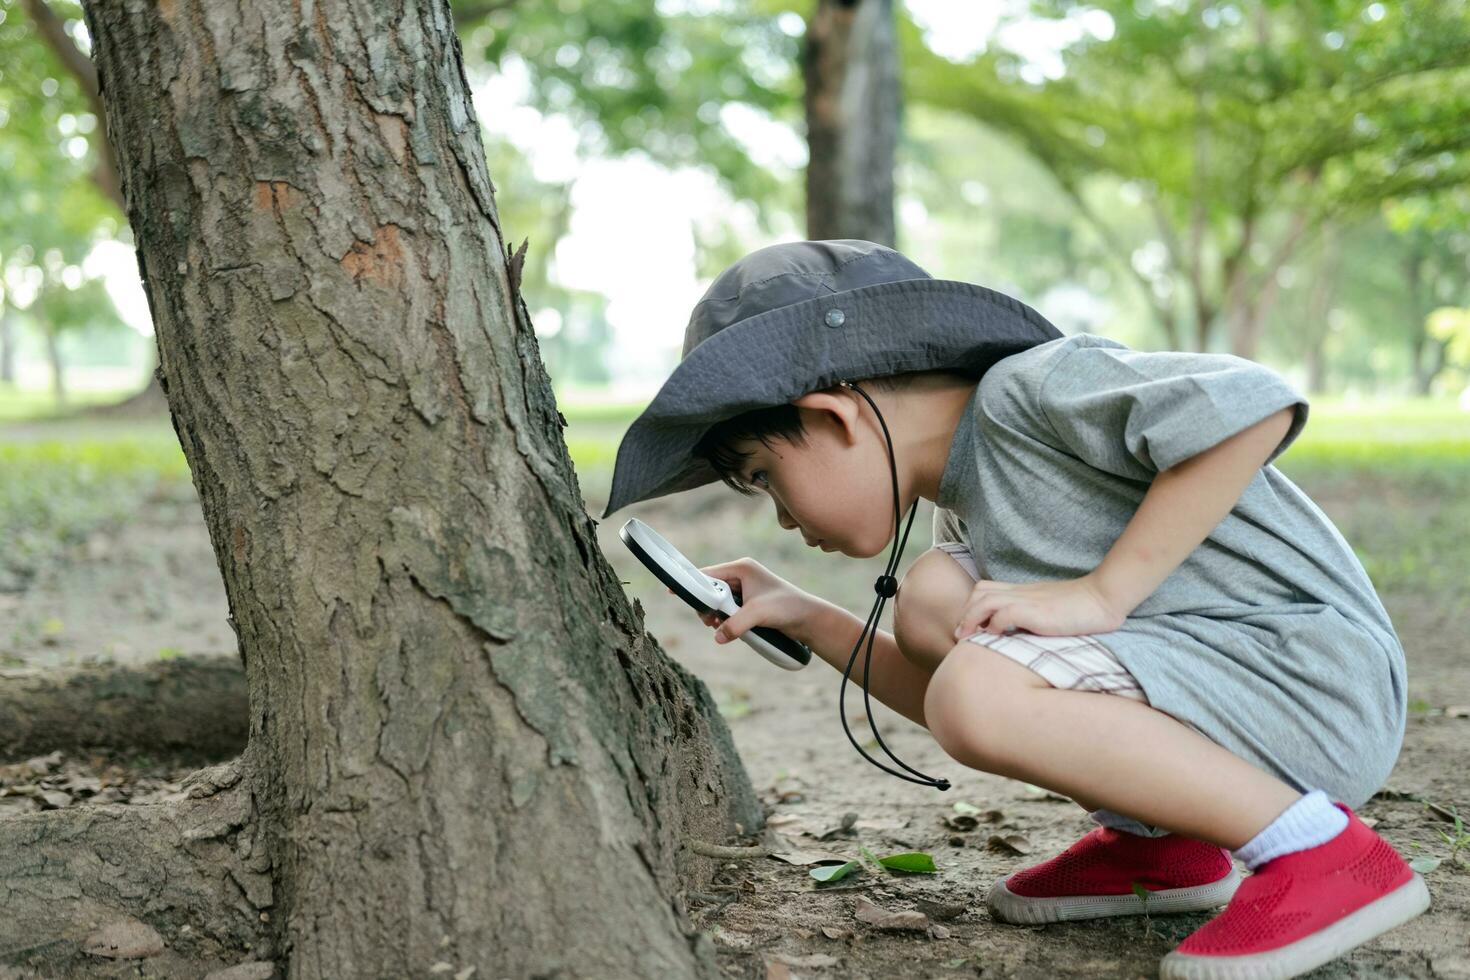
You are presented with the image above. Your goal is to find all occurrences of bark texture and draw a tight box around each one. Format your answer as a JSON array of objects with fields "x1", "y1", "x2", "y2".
[
  {"x1": 803, "y1": 0, "x2": 900, "y2": 245},
  {"x1": 0, "y1": 657, "x2": 246, "y2": 760},
  {"x1": 68, "y1": 0, "x2": 760, "y2": 976}
]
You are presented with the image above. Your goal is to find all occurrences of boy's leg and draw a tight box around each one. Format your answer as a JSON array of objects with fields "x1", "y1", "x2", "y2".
[
  {"x1": 894, "y1": 548, "x2": 1104, "y2": 812},
  {"x1": 922, "y1": 638, "x2": 1304, "y2": 848}
]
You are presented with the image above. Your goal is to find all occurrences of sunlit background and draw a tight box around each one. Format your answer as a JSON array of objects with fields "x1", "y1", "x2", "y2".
[{"x1": 6, "y1": 0, "x2": 1466, "y2": 410}]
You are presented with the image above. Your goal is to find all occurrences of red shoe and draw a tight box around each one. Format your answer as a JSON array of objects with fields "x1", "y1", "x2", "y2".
[
  {"x1": 1160, "y1": 802, "x2": 1431, "y2": 979},
  {"x1": 986, "y1": 825, "x2": 1241, "y2": 924}
]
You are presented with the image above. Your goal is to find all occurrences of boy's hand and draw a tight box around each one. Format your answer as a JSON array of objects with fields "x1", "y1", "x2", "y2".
[
  {"x1": 952, "y1": 574, "x2": 1125, "y2": 640},
  {"x1": 664, "y1": 557, "x2": 818, "y2": 646}
]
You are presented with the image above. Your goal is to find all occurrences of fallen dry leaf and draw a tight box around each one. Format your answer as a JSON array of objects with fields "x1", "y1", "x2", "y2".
[
  {"x1": 931, "y1": 924, "x2": 952, "y2": 940},
  {"x1": 913, "y1": 897, "x2": 969, "y2": 921},
  {"x1": 814, "y1": 812, "x2": 860, "y2": 841},
  {"x1": 986, "y1": 834, "x2": 1032, "y2": 856},
  {"x1": 768, "y1": 847, "x2": 847, "y2": 866},
  {"x1": 820, "y1": 925, "x2": 852, "y2": 941},
  {"x1": 854, "y1": 895, "x2": 929, "y2": 932}
]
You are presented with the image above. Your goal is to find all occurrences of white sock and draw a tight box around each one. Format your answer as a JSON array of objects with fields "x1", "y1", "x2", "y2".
[
  {"x1": 1232, "y1": 789, "x2": 1349, "y2": 870},
  {"x1": 1090, "y1": 808, "x2": 1171, "y2": 838}
]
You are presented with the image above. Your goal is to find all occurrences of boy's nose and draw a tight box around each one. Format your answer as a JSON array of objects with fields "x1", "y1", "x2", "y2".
[{"x1": 774, "y1": 506, "x2": 814, "y2": 543}]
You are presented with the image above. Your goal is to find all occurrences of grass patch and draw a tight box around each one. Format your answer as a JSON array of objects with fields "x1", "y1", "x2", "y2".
[
  {"x1": 3, "y1": 394, "x2": 1465, "y2": 598},
  {"x1": 0, "y1": 386, "x2": 139, "y2": 422},
  {"x1": 0, "y1": 430, "x2": 191, "y2": 590}
]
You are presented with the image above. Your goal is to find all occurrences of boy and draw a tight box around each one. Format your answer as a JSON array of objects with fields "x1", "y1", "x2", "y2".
[{"x1": 599, "y1": 239, "x2": 1429, "y2": 979}]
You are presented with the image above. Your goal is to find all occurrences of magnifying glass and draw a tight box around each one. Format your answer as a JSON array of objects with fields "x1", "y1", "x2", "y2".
[{"x1": 618, "y1": 517, "x2": 811, "y2": 671}]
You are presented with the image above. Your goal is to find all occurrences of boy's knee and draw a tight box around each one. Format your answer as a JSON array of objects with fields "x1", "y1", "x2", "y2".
[
  {"x1": 894, "y1": 548, "x2": 975, "y2": 671},
  {"x1": 922, "y1": 641, "x2": 1035, "y2": 771}
]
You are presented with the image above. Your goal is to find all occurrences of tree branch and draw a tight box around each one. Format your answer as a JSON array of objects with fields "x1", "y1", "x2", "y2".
[{"x1": 19, "y1": 0, "x2": 125, "y2": 210}]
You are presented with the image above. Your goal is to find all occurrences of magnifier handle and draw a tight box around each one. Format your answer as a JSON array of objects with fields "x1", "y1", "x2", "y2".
[
  {"x1": 747, "y1": 624, "x2": 812, "y2": 670},
  {"x1": 711, "y1": 581, "x2": 811, "y2": 671}
]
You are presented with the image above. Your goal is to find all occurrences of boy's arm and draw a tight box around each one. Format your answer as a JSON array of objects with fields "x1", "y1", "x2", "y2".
[
  {"x1": 793, "y1": 597, "x2": 933, "y2": 729},
  {"x1": 1088, "y1": 406, "x2": 1296, "y2": 617}
]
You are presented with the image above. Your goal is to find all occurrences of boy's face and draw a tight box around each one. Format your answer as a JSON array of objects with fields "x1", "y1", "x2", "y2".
[{"x1": 731, "y1": 389, "x2": 901, "y2": 559}]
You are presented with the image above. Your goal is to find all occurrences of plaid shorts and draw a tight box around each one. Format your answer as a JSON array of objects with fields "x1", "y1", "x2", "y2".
[{"x1": 937, "y1": 543, "x2": 1149, "y2": 703}]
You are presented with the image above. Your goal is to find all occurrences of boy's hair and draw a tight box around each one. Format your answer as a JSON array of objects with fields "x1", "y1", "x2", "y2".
[{"x1": 691, "y1": 369, "x2": 972, "y2": 496}]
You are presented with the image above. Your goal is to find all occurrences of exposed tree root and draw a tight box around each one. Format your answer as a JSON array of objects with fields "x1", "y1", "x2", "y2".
[
  {"x1": 0, "y1": 656, "x2": 245, "y2": 760},
  {"x1": 0, "y1": 760, "x2": 271, "y2": 977}
]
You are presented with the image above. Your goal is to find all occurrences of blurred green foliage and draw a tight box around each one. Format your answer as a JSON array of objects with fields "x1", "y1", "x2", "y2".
[
  {"x1": 903, "y1": 0, "x2": 1470, "y2": 364},
  {"x1": 0, "y1": 0, "x2": 129, "y2": 395},
  {"x1": 453, "y1": 0, "x2": 809, "y2": 248}
]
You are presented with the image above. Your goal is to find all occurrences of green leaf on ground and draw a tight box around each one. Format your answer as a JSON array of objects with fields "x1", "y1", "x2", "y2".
[
  {"x1": 809, "y1": 861, "x2": 860, "y2": 884},
  {"x1": 1409, "y1": 856, "x2": 1442, "y2": 873},
  {"x1": 876, "y1": 851, "x2": 937, "y2": 874}
]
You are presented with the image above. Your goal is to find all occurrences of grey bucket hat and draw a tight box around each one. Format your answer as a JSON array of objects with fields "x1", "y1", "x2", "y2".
[{"x1": 598, "y1": 239, "x2": 1064, "y2": 520}]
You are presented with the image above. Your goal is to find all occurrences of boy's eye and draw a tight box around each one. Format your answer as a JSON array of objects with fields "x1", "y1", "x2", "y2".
[{"x1": 749, "y1": 470, "x2": 768, "y2": 487}]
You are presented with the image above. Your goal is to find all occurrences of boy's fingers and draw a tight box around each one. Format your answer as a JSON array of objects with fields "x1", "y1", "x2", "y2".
[{"x1": 714, "y1": 612, "x2": 748, "y2": 643}]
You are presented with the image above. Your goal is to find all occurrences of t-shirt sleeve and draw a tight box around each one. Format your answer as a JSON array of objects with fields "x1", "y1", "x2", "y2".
[
  {"x1": 932, "y1": 505, "x2": 969, "y2": 549},
  {"x1": 1034, "y1": 343, "x2": 1309, "y2": 480}
]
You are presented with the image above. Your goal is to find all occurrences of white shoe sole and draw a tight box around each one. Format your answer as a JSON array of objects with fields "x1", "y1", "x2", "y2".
[
  {"x1": 1158, "y1": 872, "x2": 1431, "y2": 980},
  {"x1": 986, "y1": 866, "x2": 1243, "y2": 924}
]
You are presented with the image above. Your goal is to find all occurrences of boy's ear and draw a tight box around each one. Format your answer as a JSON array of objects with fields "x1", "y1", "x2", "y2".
[
  {"x1": 788, "y1": 390, "x2": 849, "y2": 414},
  {"x1": 790, "y1": 389, "x2": 861, "y2": 444}
]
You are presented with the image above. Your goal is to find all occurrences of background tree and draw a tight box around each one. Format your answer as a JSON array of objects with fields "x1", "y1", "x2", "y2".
[
  {"x1": 1382, "y1": 188, "x2": 1470, "y2": 394},
  {"x1": 804, "y1": 0, "x2": 901, "y2": 244},
  {"x1": 0, "y1": 1, "x2": 762, "y2": 976},
  {"x1": 0, "y1": 0, "x2": 133, "y2": 405},
  {"x1": 458, "y1": 0, "x2": 917, "y2": 255},
  {"x1": 905, "y1": 0, "x2": 1470, "y2": 357}
]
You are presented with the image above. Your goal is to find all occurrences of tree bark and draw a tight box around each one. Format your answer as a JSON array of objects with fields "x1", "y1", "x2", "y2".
[
  {"x1": 65, "y1": 0, "x2": 760, "y2": 976},
  {"x1": 803, "y1": 0, "x2": 900, "y2": 245},
  {"x1": 0, "y1": 656, "x2": 247, "y2": 761}
]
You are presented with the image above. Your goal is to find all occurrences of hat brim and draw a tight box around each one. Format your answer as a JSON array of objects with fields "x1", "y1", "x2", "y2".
[{"x1": 597, "y1": 276, "x2": 1063, "y2": 520}]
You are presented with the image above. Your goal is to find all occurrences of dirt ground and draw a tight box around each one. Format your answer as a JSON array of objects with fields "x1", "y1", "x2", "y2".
[{"x1": 2, "y1": 454, "x2": 1467, "y2": 978}]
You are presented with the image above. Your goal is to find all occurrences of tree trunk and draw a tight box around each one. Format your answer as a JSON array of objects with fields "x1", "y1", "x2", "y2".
[
  {"x1": 803, "y1": 0, "x2": 900, "y2": 246},
  {"x1": 43, "y1": 327, "x2": 66, "y2": 406},
  {"x1": 1403, "y1": 239, "x2": 1447, "y2": 396},
  {"x1": 0, "y1": 306, "x2": 15, "y2": 384},
  {"x1": 1302, "y1": 231, "x2": 1342, "y2": 396},
  {"x1": 60, "y1": 1, "x2": 760, "y2": 976},
  {"x1": 1418, "y1": 337, "x2": 1448, "y2": 396}
]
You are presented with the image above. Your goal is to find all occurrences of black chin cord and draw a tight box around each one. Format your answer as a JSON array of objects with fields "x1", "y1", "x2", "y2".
[{"x1": 834, "y1": 379, "x2": 951, "y2": 791}]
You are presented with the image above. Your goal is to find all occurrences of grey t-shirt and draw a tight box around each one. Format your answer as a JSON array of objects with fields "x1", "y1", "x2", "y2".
[{"x1": 931, "y1": 332, "x2": 1407, "y2": 807}]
